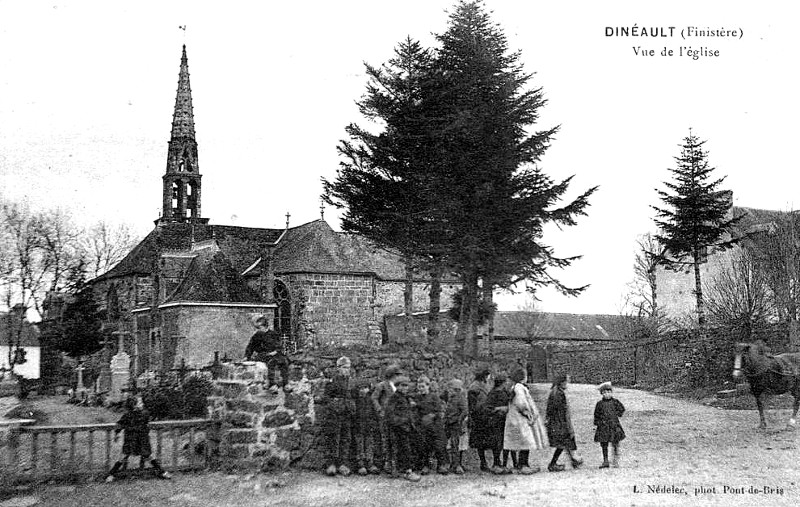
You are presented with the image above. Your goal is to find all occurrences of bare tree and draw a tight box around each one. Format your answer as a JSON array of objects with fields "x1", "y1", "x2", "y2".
[
  {"x1": 622, "y1": 233, "x2": 667, "y2": 336},
  {"x1": 704, "y1": 247, "x2": 775, "y2": 339},
  {"x1": 38, "y1": 208, "x2": 82, "y2": 292},
  {"x1": 746, "y1": 212, "x2": 800, "y2": 323},
  {"x1": 80, "y1": 221, "x2": 140, "y2": 279},
  {"x1": 1, "y1": 202, "x2": 48, "y2": 377},
  {"x1": 1, "y1": 202, "x2": 50, "y2": 317}
]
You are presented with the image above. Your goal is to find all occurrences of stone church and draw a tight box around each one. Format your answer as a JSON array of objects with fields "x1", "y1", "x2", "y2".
[{"x1": 90, "y1": 46, "x2": 459, "y2": 373}]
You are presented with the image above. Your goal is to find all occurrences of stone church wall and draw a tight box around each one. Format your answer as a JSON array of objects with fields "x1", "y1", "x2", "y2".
[
  {"x1": 283, "y1": 273, "x2": 376, "y2": 348},
  {"x1": 162, "y1": 305, "x2": 275, "y2": 368},
  {"x1": 373, "y1": 280, "x2": 460, "y2": 320}
]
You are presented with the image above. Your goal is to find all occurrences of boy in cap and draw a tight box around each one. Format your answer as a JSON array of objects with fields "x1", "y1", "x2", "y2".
[
  {"x1": 442, "y1": 378, "x2": 468, "y2": 474},
  {"x1": 414, "y1": 375, "x2": 449, "y2": 474},
  {"x1": 386, "y1": 375, "x2": 421, "y2": 482},
  {"x1": 593, "y1": 382, "x2": 626, "y2": 468},
  {"x1": 323, "y1": 356, "x2": 355, "y2": 476},
  {"x1": 371, "y1": 363, "x2": 403, "y2": 474}
]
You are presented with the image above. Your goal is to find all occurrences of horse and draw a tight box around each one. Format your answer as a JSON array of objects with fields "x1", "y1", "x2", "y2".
[{"x1": 732, "y1": 341, "x2": 800, "y2": 429}]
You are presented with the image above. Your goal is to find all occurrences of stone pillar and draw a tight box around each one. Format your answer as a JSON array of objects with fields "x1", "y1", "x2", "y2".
[
  {"x1": 207, "y1": 362, "x2": 315, "y2": 471},
  {"x1": 110, "y1": 332, "x2": 131, "y2": 402}
]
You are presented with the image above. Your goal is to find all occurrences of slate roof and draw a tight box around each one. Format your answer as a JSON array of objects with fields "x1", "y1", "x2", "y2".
[
  {"x1": 0, "y1": 314, "x2": 40, "y2": 347},
  {"x1": 271, "y1": 220, "x2": 408, "y2": 278},
  {"x1": 94, "y1": 222, "x2": 284, "y2": 282},
  {"x1": 93, "y1": 219, "x2": 437, "y2": 297},
  {"x1": 492, "y1": 311, "x2": 630, "y2": 341},
  {"x1": 164, "y1": 247, "x2": 263, "y2": 304}
]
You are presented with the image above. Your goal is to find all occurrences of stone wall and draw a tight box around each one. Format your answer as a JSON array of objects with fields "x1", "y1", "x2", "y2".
[
  {"x1": 285, "y1": 273, "x2": 461, "y2": 349},
  {"x1": 284, "y1": 273, "x2": 376, "y2": 348},
  {"x1": 545, "y1": 322, "x2": 793, "y2": 388},
  {"x1": 207, "y1": 362, "x2": 316, "y2": 471},
  {"x1": 166, "y1": 306, "x2": 276, "y2": 368},
  {"x1": 374, "y1": 281, "x2": 460, "y2": 324}
]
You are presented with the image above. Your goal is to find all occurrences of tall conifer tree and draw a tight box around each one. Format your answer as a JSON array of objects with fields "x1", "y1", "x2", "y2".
[
  {"x1": 431, "y1": 1, "x2": 596, "y2": 352},
  {"x1": 653, "y1": 131, "x2": 740, "y2": 326}
]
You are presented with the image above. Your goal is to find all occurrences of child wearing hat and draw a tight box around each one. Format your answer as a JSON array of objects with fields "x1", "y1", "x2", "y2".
[
  {"x1": 386, "y1": 375, "x2": 421, "y2": 482},
  {"x1": 371, "y1": 363, "x2": 403, "y2": 474},
  {"x1": 323, "y1": 356, "x2": 355, "y2": 477},
  {"x1": 593, "y1": 382, "x2": 626, "y2": 468},
  {"x1": 414, "y1": 375, "x2": 449, "y2": 475},
  {"x1": 442, "y1": 378, "x2": 468, "y2": 474}
]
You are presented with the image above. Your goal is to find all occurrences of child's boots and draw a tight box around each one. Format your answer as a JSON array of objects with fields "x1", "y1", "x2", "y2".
[{"x1": 150, "y1": 459, "x2": 171, "y2": 479}]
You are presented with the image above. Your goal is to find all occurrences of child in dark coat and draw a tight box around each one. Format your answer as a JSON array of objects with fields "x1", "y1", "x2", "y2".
[
  {"x1": 442, "y1": 378, "x2": 468, "y2": 474},
  {"x1": 105, "y1": 395, "x2": 169, "y2": 482},
  {"x1": 594, "y1": 382, "x2": 626, "y2": 468},
  {"x1": 323, "y1": 356, "x2": 355, "y2": 477},
  {"x1": 484, "y1": 373, "x2": 513, "y2": 473},
  {"x1": 414, "y1": 375, "x2": 449, "y2": 475},
  {"x1": 371, "y1": 364, "x2": 403, "y2": 474},
  {"x1": 386, "y1": 375, "x2": 421, "y2": 482},
  {"x1": 467, "y1": 369, "x2": 492, "y2": 472},
  {"x1": 545, "y1": 374, "x2": 583, "y2": 472},
  {"x1": 352, "y1": 379, "x2": 380, "y2": 475}
]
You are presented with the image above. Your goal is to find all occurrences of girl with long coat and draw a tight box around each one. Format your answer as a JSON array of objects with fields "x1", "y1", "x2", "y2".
[
  {"x1": 545, "y1": 374, "x2": 583, "y2": 472},
  {"x1": 503, "y1": 368, "x2": 547, "y2": 474},
  {"x1": 467, "y1": 369, "x2": 492, "y2": 471}
]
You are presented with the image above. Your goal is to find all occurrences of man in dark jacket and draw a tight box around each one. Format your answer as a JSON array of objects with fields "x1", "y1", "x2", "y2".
[{"x1": 244, "y1": 316, "x2": 289, "y2": 390}]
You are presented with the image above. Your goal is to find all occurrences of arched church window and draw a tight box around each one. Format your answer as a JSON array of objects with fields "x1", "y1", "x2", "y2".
[
  {"x1": 178, "y1": 159, "x2": 185, "y2": 172},
  {"x1": 273, "y1": 280, "x2": 291, "y2": 338}
]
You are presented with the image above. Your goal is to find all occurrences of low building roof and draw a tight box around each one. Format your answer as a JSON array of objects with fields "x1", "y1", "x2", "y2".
[{"x1": 492, "y1": 311, "x2": 632, "y2": 342}]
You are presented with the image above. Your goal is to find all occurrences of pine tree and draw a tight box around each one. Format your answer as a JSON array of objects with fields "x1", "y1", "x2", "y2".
[
  {"x1": 653, "y1": 131, "x2": 741, "y2": 326},
  {"x1": 431, "y1": 1, "x2": 596, "y2": 353},
  {"x1": 323, "y1": 37, "x2": 440, "y2": 340},
  {"x1": 324, "y1": 2, "x2": 597, "y2": 355}
]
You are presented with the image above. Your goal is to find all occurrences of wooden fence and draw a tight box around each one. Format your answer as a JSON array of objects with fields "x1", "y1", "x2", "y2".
[{"x1": 1, "y1": 419, "x2": 219, "y2": 485}]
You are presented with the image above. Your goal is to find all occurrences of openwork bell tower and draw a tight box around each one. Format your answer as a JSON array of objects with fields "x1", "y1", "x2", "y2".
[{"x1": 158, "y1": 45, "x2": 207, "y2": 224}]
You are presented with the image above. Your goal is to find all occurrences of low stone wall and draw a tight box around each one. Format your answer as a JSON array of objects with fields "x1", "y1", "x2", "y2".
[
  {"x1": 546, "y1": 322, "x2": 793, "y2": 388},
  {"x1": 207, "y1": 362, "x2": 316, "y2": 471}
]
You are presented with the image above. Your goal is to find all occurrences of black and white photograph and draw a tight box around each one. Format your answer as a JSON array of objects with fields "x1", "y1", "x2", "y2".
[{"x1": 1, "y1": 1, "x2": 798, "y2": 505}]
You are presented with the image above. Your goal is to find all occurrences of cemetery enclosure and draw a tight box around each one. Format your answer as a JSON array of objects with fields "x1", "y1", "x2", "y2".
[{"x1": 1, "y1": 419, "x2": 217, "y2": 485}]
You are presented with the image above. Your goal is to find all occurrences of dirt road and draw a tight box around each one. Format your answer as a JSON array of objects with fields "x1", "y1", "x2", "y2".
[{"x1": 7, "y1": 384, "x2": 799, "y2": 507}]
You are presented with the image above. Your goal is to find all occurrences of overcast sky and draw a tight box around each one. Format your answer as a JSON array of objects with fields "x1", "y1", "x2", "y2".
[{"x1": 1, "y1": 0, "x2": 797, "y2": 315}]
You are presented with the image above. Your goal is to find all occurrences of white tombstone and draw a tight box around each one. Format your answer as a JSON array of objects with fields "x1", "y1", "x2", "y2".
[{"x1": 109, "y1": 333, "x2": 131, "y2": 403}]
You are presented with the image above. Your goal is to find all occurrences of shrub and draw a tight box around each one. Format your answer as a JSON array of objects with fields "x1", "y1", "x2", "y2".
[{"x1": 139, "y1": 375, "x2": 214, "y2": 420}]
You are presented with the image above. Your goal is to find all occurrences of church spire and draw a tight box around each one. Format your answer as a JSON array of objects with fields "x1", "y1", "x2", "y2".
[
  {"x1": 158, "y1": 45, "x2": 207, "y2": 225},
  {"x1": 171, "y1": 44, "x2": 196, "y2": 139}
]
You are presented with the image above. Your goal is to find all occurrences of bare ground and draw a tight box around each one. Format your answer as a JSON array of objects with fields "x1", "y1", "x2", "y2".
[{"x1": 4, "y1": 384, "x2": 799, "y2": 507}]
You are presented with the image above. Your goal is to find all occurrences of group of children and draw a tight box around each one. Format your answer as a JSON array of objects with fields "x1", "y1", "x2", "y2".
[
  {"x1": 102, "y1": 357, "x2": 625, "y2": 484},
  {"x1": 322, "y1": 357, "x2": 627, "y2": 482}
]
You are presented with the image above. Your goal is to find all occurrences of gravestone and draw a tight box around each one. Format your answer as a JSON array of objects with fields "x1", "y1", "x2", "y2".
[{"x1": 109, "y1": 332, "x2": 131, "y2": 403}]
